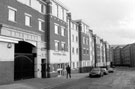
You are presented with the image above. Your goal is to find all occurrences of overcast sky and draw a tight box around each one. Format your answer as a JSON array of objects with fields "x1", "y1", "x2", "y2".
[{"x1": 59, "y1": 0, "x2": 135, "y2": 45}]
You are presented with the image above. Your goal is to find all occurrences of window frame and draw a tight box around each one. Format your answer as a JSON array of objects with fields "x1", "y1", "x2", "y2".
[
  {"x1": 54, "y1": 40, "x2": 59, "y2": 51},
  {"x1": 61, "y1": 26, "x2": 65, "y2": 36},
  {"x1": 8, "y1": 6, "x2": 17, "y2": 22},
  {"x1": 61, "y1": 42, "x2": 66, "y2": 52},
  {"x1": 25, "y1": 13, "x2": 32, "y2": 27},
  {"x1": 38, "y1": 18, "x2": 45, "y2": 32},
  {"x1": 54, "y1": 23, "x2": 59, "y2": 34}
]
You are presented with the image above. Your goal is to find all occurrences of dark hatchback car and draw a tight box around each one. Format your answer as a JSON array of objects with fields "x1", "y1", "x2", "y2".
[{"x1": 89, "y1": 68, "x2": 103, "y2": 77}]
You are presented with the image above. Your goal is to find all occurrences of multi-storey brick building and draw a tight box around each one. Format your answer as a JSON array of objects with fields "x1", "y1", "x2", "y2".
[
  {"x1": 105, "y1": 42, "x2": 111, "y2": 67},
  {"x1": 67, "y1": 13, "x2": 79, "y2": 72},
  {"x1": 88, "y1": 30, "x2": 95, "y2": 67},
  {"x1": 0, "y1": 0, "x2": 47, "y2": 84},
  {"x1": 46, "y1": 0, "x2": 69, "y2": 77},
  {"x1": 94, "y1": 35, "x2": 101, "y2": 67},
  {"x1": 113, "y1": 46, "x2": 122, "y2": 66},
  {"x1": 102, "y1": 41, "x2": 107, "y2": 67},
  {"x1": 0, "y1": 0, "x2": 112, "y2": 84},
  {"x1": 75, "y1": 20, "x2": 90, "y2": 73}
]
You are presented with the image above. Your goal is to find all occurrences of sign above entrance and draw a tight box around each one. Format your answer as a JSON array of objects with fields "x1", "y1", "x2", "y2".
[{"x1": 1, "y1": 24, "x2": 42, "y2": 42}]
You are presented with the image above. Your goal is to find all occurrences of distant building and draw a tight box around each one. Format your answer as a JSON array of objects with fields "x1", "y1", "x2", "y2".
[
  {"x1": 105, "y1": 42, "x2": 111, "y2": 67},
  {"x1": 121, "y1": 43, "x2": 135, "y2": 67},
  {"x1": 94, "y1": 35, "x2": 101, "y2": 67},
  {"x1": 88, "y1": 30, "x2": 95, "y2": 67},
  {"x1": 113, "y1": 46, "x2": 122, "y2": 66}
]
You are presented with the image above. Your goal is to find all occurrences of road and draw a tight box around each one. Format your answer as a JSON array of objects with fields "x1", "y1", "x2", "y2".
[{"x1": 50, "y1": 67, "x2": 135, "y2": 89}]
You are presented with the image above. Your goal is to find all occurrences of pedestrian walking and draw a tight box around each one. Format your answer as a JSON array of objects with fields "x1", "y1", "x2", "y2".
[{"x1": 66, "y1": 65, "x2": 71, "y2": 79}]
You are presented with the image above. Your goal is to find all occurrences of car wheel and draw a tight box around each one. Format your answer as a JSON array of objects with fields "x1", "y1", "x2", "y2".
[{"x1": 99, "y1": 74, "x2": 102, "y2": 77}]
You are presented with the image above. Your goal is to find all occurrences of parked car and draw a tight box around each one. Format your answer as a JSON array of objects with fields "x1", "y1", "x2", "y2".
[
  {"x1": 107, "y1": 67, "x2": 114, "y2": 73},
  {"x1": 89, "y1": 68, "x2": 103, "y2": 77},
  {"x1": 101, "y1": 68, "x2": 108, "y2": 75}
]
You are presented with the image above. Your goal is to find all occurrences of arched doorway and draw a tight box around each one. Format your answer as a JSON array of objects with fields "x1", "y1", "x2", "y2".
[{"x1": 14, "y1": 41, "x2": 36, "y2": 80}]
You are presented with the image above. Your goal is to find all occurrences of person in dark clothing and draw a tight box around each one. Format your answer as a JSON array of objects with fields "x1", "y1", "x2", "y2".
[{"x1": 66, "y1": 65, "x2": 71, "y2": 79}]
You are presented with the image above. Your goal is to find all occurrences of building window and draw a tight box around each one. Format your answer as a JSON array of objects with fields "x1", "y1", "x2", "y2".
[
  {"x1": 61, "y1": 27, "x2": 65, "y2": 36},
  {"x1": 76, "y1": 36, "x2": 78, "y2": 43},
  {"x1": 54, "y1": 24, "x2": 59, "y2": 34},
  {"x1": 72, "y1": 62, "x2": 75, "y2": 68},
  {"x1": 71, "y1": 22, "x2": 73, "y2": 29},
  {"x1": 64, "y1": 10, "x2": 67, "y2": 22},
  {"x1": 8, "y1": 6, "x2": 17, "y2": 22},
  {"x1": 76, "y1": 25, "x2": 78, "y2": 31},
  {"x1": 83, "y1": 48, "x2": 86, "y2": 54},
  {"x1": 72, "y1": 35, "x2": 74, "y2": 42},
  {"x1": 58, "y1": 6, "x2": 63, "y2": 20},
  {"x1": 41, "y1": 4, "x2": 46, "y2": 14},
  {"x1": 61, "y1": 42, "x2": 66, "y2": 51},
  {"x1": 77, "y1": 62, "x2": 79, "y2": 68},
  {"x1": 72, "y1": 47, "x2": 74, "y2": 54},
  {"x1": 86, "y1": 38, "x2": 89, "y2": 45},
  {"x1": 52, "y1": 1, "x2": 58, "y2": 17},
  {"x1": 55, "y1": 40, "x2": 59, "y2": 51},
  {"x1": 87, "y1": 49, "x2": 89, "y2": 54},
  {"x1": 38, "y1": 19, "x2": 44, "y2": 32},
  {"x1": 83, "y1": 37, "x2": 85, "y2": 44},
  {"x1": 25, "y1": 13, "x2": 31, "y2": 26},
  {"x1": 76, "y1": 48, "x2": 79, "y2": 54}
]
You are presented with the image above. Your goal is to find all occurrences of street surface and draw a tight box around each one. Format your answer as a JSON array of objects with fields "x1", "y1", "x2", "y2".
[{"x1": 50, "y1": 67, "x2": 135, "y2": 89}]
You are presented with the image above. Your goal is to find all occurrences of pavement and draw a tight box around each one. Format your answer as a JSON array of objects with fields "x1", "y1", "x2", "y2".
[{"x1": 0, "y1": 73, "x2": 88, "y2": 89}]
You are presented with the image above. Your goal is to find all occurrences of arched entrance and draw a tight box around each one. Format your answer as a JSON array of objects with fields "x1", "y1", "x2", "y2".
[{"x1": 14, "y1": 41, "x2": 36, "y2": 80}]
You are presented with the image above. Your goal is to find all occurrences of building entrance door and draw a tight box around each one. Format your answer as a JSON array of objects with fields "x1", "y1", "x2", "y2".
[{"x1": 41, "y1": 59, "x2": 47, "y2": 78}]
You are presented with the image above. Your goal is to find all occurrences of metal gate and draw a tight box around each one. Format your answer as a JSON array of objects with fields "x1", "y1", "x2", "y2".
[{"x1": 14, "y1": 53, "x2": 34, "y2": 80}]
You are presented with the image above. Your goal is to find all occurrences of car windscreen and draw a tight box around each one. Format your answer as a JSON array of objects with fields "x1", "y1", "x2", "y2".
[{"x1": 91, "y1": 68, "x2": 100, "y2": 71}]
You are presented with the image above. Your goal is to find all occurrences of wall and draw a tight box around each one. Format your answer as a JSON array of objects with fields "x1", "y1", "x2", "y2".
[{"x1": 0, "y1": 41, "x2": 14, "y2": 84}]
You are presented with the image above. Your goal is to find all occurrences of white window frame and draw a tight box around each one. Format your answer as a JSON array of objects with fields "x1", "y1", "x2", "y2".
[
  {"x1": 61, "y1": 26, "x2": 65, "y2": 36},
  {"x1": 58, "y1": 6, "x2": 63, "y2": 20},
  {"x1": 83, "y1": 48, "x2": 85, "y2": 55},
  {"x1": 76, "y1": 36, "x2": 78, "y2": 43},
  {"x1": 8, "y1": 6, "x2": 17, "y2": 22},
  {"x1": 72, "y1": 47, "x2": 74, "y2": 54},
  {"x1": 61, "y1": 42, "x2": 66, "y2": 52},
  {"x1": 76, "y1": 48, "x2": 79, "y2": 54},
  {"x1": 41, "y1": 4, "x2": 46, "y2": 14},
  {"x1": 83, "y1": 37, "x2": 85, "y2": 44},
  {"x1": 54, "y1": 23, "x2": 59, "y2": 34},
  {"x1": 64, "y1": 9, "x2": 67, "y2": 22},
  {"x1": 72, "y1": 34, "x2": 74, "y2": 42},
  {"x1": 54, "y1": 40, "x2": 59, "y2": 51},
  {"x1": 25, "y1": 13, "x2": 32, "y2": 26},
  {"x1": 38, "y1": 18, "x2": 44, "y2": 32}
]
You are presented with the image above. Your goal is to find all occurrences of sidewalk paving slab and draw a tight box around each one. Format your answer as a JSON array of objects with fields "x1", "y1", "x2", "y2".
[{"x1": 0, "y1": 73, "x2": 88, "y2": 89}]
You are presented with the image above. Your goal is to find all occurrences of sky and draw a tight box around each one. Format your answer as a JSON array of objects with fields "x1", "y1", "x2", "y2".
[{"x1": 59, "y1": 0, "x2": 135, "y2": 45}]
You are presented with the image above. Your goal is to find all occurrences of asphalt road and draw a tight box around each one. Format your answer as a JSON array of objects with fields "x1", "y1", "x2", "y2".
[{"x1": 51, "y1": 67, "x2": 135, "y2": 89}]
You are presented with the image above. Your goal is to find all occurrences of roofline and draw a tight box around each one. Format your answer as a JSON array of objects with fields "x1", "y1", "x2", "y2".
[
  {"x1": 74, "y1": 19, "x2": 90, "y2": 27},
  {"x1": 51, "y1": 0, "x2": 69, "y2": 11}
]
